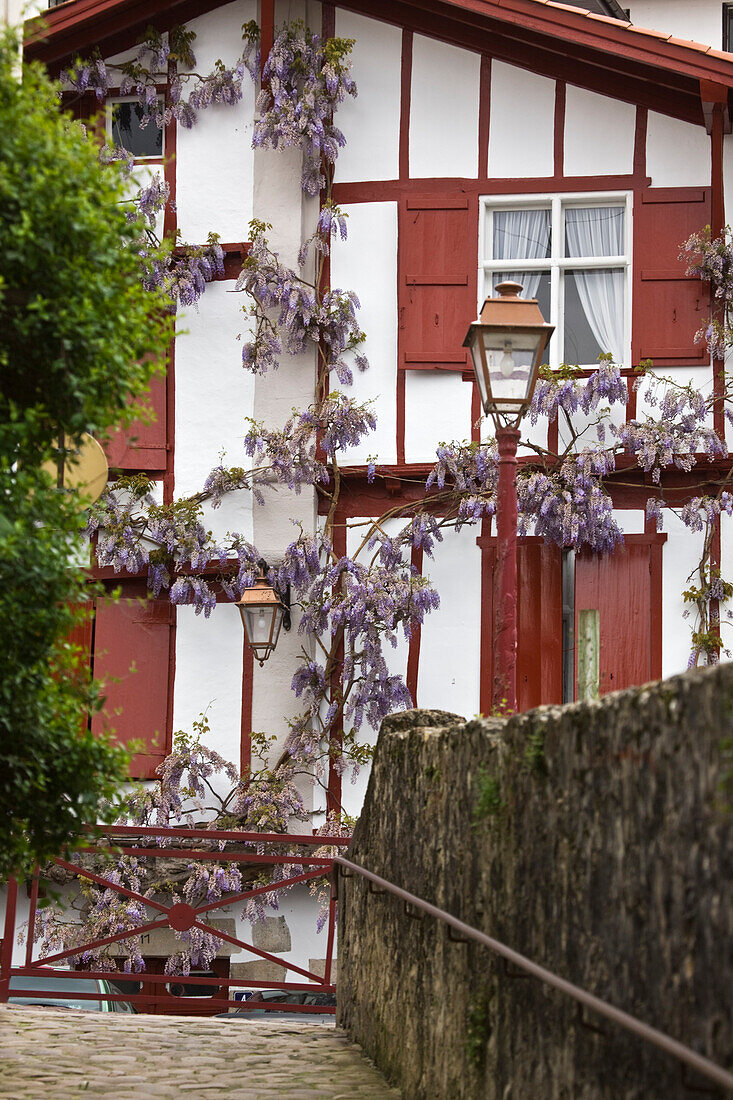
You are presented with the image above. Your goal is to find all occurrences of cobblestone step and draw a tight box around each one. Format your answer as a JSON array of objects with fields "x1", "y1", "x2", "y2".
[{"x1": 0, "y1": 1005, "x2": 400, "y2": 1099}]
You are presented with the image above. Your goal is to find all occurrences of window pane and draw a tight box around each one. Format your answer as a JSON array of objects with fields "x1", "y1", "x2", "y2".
[
  {"x1": 492, "y1": 270, "x2": 551, "y2": 322},
  {"x1": 564, "y1": 273, "x2": 605, "y2": 365},
  {"x1": 564, "y1": 207, "x2": 624, "y2": 258},
  {"x1": 492, "y1": 209, "x2": 551, "y2": 261},
  {"x1": 111, "y1": 102, "x2": 163, "y2": 158}
]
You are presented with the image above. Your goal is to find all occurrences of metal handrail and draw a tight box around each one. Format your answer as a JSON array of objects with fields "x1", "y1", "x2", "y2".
[{"x1": 334, "y1": 855, "x2": 733, "y2": 1094}]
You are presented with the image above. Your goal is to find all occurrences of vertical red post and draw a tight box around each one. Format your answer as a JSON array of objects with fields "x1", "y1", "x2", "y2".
[
  {"x1": 25, "y1": 870, "x2": 39, "y2": 968},
  {"x1": 494, "y1": 426, "x2": 520, "y2": 712},
  {"x1": 0, "y1": 877, "x2": 18, "y2": 1002},
  {"x1": 322, "y1": 877, "x2": 337, "y2": 987}
]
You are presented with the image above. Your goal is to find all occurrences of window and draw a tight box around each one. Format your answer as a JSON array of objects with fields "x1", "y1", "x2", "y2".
[
  {"x1": 109, "y1": 98, "x2": 163, "y2": 159},
  {"x1": 479, "y1": 193, "x2": 631, "y2": 369},
  {"x1": 724, "y1": 3, "x2": 733, "y2": 52}
]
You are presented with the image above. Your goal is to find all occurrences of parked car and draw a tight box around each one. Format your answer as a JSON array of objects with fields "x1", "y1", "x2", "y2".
[
  {"x1": 214, "y1": 989, "x2": 336, "y2": 1020},
  {"x1": 8, "y1": 974, "x2": 137, "y2": 1013}
]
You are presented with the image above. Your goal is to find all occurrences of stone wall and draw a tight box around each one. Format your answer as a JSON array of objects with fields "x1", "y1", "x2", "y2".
[{"x1": 337, "y1": 669, "x2": 733, "y2": 1099}]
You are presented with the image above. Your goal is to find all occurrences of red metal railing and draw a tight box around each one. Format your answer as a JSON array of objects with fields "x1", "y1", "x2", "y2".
[{"x1": 0, "y1": 826, "x2": 349, "y2": 1016}]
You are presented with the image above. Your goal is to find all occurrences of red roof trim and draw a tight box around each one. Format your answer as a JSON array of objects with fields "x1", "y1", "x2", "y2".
[
  {"x1": 427, "y1": 0, "x2": 733, "y2": 85},
  {"x1": 24, "y1": 0, "x2": 733, "y2": 89}
]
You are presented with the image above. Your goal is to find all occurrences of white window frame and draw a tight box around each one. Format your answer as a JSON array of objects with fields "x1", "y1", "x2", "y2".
[
  {"x1": 107, "y1": 96, "x2": 165, "y2": 161},
  {"x1": 478, "y1": 191, "x2": 633, "y2": 370}
]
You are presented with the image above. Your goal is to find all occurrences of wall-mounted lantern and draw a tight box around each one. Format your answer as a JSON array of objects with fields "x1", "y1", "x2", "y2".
[{"x1": 236, "y1": 561, "x2": 291, "y2": 666}]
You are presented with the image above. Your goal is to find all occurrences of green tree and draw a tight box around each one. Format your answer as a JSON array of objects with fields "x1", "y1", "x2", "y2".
[{"x1": 0, "y1": 29, "x2": 173, "y2": 879}]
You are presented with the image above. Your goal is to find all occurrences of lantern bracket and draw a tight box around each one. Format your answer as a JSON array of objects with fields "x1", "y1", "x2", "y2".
[{"x1": 258, "y1": 559, "x2": 291, "y2": 631}]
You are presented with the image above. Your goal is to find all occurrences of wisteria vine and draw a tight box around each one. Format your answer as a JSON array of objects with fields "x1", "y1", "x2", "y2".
[{"x1": 38, "y1": 20, "x2": 733, "y2": 978}]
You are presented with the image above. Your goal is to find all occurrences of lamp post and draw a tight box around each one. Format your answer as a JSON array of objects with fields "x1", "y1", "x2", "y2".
[
  {"x1": 463, "y1": 281, "x2": 554, "y2": 712},
  {"x1": 236, "y1": 560, "x2": 291, "y2": 666}
]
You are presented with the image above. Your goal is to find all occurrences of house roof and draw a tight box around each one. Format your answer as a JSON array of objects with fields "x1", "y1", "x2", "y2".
[{"x1": 25, "y1": 0, "x2": 733, "y2": 124}]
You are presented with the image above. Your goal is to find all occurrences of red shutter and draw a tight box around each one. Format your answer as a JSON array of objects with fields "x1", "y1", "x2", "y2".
[
  {"x1": 91, "y1": 597, "x2": 175, "y2": 779},
  {"x1": 66, "y1": 601, "x2": 94, "y2": 670},
  {"x1": 575, "y1": 534, "x2": 665, "y2": 695},
  {"x1": 478, "y1": 534, "x2": 563, "y2": 713},
  {"x1": 103, "y1": 374, "x2": 167, "y2": 472},
  {"x1": 632, "y1": 187, "x2": 711, "y2": 368},
  {"x1": 399, "y1": 194, "x2": 477, "y2": 371}
]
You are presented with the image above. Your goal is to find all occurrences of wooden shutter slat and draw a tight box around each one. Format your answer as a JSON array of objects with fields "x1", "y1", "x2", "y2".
[
  {"x1": 632, "y1": 187, "x2": 711, "y2": 368},
  {"x1": 103, "y1": 374, "x2": 167, "y2": 471},
  {"x1": 91, "y1": 597, "x2": 174, "y2": 779}
]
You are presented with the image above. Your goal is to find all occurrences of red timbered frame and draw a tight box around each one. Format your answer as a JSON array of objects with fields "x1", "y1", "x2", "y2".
[
  {"x1": 0, "y1": 827, "x2": 348, "y2": 1016},
  {"x1": 27, "y1": 0, "x2": 733, "y2": 792}
]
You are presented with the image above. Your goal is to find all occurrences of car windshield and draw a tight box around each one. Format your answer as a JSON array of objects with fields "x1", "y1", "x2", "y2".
[{"x1": 9, "y1": 975, "x2": 105, "y2": 1011}]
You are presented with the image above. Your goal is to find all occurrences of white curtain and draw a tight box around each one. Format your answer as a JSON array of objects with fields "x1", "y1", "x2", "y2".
[
  {"x1": 493, "y1": 208, "x2": 550, "y2": 299},
  {"x1": 565, "y1": 207, "x2": 625, "y2": 364}
]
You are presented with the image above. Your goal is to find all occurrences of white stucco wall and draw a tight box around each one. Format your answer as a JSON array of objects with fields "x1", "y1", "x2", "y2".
[
  {"x1": 563, "y1": 86, "x2": 636, "y2": 177},
  {"x1": 175, "y1": 0, "x2": 257, "y2": 243},
  {"x1": 646, "y1": 111, "x2": 710, "y2": 188},
  {"x1": 661, "y1": 508, "x2": 705, "y2": 679},
  {"x1": 174, "y1": 280, "x2": 255, "y2": 544},
  {"x1": 409, "y1": 34, "x2": 480, "y2": 179},
  {"x1": 417, "y1": 525, "x2": 482, "y2": 716},
  {"x1": 404, "y1": 372, "x2": 473, "y2": 463},
  {"x1": 724, "y1": 132, "x2": 733, "y2": 227},
  {"x1": 335, "y1": 519, "x2": 411, "y2": 822},
  {"x1": 330, "y1": 201, "x2": 399, "y2": 467},
  {"x1": 614, "y1": 509, "x2": 645, "y2": 535},
  {"x1": 488, "y1": 61, "x2": 555, "y2": 179},
  {"x1": 333, "y1": 10, "x2": 401, "y2": 183},
  {"x1": 173, "y1": 603, "x2": 245, "y2": 773}
]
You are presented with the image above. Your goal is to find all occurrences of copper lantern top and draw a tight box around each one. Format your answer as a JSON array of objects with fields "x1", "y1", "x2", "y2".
[{"x1": 463, "y1": 282, "x2": 554, "y2": 427}]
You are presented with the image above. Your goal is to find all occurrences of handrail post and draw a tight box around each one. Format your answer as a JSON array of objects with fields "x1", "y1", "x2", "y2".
[{"x1": 0, "y1": 876, "x2": 18, "y2": 1002}]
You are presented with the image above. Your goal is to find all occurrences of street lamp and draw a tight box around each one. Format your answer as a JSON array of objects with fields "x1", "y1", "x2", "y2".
[
  {"x1": 236, "y1": 561, "x2": 291, "y2": 667},
  {"x1": 463, "y1": 281, "x2": 554, "y2": 712}
]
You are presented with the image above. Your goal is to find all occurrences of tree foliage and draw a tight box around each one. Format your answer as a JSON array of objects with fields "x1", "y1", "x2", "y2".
[{"x1": 0, "y1": 30, "x2": 172, "y2": 879}]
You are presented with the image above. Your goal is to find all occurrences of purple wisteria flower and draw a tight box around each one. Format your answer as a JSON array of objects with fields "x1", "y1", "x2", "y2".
[{"x1": 253, "y1": 23, "x2": 357, "y2": 194}]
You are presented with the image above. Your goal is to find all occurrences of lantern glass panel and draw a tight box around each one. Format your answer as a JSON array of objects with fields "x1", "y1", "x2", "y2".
[
  {"x1": 479, "y1": 329, "x2": 543, "y2": 406},
  {"x1": 240, "y1": 603, "x2": 283, "y2": 656},
  {"x1": 469, "y1": 340, "x2": 490, "y2": 410}
]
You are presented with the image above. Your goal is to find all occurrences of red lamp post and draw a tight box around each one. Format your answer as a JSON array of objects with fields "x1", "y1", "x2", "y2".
[{"x1": 463, "y1": 282, "x2": 554, "y2": 712}]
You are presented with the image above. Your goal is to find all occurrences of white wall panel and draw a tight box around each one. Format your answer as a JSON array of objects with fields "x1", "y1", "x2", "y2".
[
  {"x1": 337, "y1": 519, "x2": 411, "y2": 821},
  {"x1": 636, "y1": 365, "x2": 714, "y2": 430},
  {"x1": 330, "y1": 202, "x2": 398, "y2": 466},
  {"x1": 720, "y1": 513, "x2": 733, "y2": 664},
  {"x1": 564, "y1": 86, "x2": 636, "y2": 177},
  {"x1": 625, "y1": 1, "x2": 722, "y2": 50},
  {"x1": 175, "y1": 0, "x2": 257, "y2": 242},
  {"x1": 175, "y1": 281, "x2": 254, "y2": 543},
  {"x1": 173, "y1": 603, "x2": 245, "y2": 782},
  {"x1": 488, "y1": 62, "x2": 555, "y2": 179},
  {"x1": 417, "y1": 526, "x2": 481, "y2": 716},
  {"x1": 661, "y1": 508, "x2": 704, "y2": 678},
  {"x1": 724, "y1": 134, "x2": 733, "y2": 239},
  {"x1": 404, "y1": 373, "x2": 473, "y2": 464},
  {"x1": 333, "y1": 10, "x2": 401, "y2": 183},
  {"x1": 409, "y1": 35, "x2": 480, "y2": 179},
  {"x1": 613, "y1": 509, "x2": 645, "y2": 535},
  {"x1": 646, "y1": 111, "x2": 710, "y2": 188}
]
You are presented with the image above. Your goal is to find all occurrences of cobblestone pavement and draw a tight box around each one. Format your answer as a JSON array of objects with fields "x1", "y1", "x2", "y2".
[{"x1": 0, "y1": 1005, "x2": 401, "y2": 1099}]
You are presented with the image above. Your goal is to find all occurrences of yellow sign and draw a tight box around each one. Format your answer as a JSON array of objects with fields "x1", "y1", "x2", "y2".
[{"x1": 42, "y1": 433, "x2": 109, "y2": 504}]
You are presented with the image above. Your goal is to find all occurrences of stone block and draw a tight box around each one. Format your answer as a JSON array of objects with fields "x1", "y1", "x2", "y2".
[
  {"x1": 308, "y1": 958, "x2": 337, "y2": 981},
  {"x1": 229, "y1": 961, "x2": 287, "y2": 983},
  {"x1": 108, "y1": 918, "x2": 240, "y2": 957},
  {"x1": 251, "y1": 915, "x2": 291, "y2": 953}
]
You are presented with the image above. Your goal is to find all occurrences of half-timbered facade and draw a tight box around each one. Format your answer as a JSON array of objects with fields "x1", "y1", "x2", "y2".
[{"x1": 14, "y1": 0, "x2": 733, "y2": 980}]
